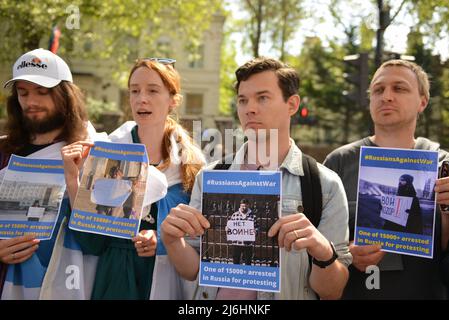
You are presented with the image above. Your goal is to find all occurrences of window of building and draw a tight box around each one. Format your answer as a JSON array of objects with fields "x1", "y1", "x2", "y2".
[
  {"x1": 127, "y1": 36, "x2": 139, "y2": 62},
  {"x1": 156, "y1": 36, "x2": 171, "y2": 58},
  {"x1": 185, "y1": 93, "x2": 203, "y2": 115},
  {"x1": 188, "y1": 44, "x2": 204, "y2": 69}
]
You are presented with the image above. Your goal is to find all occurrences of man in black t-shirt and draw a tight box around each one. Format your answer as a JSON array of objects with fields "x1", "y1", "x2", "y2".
[
  {"x1": 0, "y1": 48, "x2": 91, "y2": 298},
  {"x1": 324, "y1": 59, "x2": 449, "y2": 299}
]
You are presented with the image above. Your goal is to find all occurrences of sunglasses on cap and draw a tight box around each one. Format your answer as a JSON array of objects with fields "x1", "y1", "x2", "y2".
[{"x1": 140, "y1": 57, "x2": 176, "y2": 67}]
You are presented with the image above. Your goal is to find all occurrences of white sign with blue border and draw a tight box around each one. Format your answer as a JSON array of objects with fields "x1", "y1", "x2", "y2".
[
  {"x1": 355, "y1": 146, "x2": 438, "y2": 259},
  {"x1": 199, "y1": 170, "x2": 281, "y2": 292}
]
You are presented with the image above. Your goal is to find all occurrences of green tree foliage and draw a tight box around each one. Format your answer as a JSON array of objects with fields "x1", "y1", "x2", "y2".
[
  {"x1": 268, "y1": 0, "x2": 304, "y2": 61},
  {"x1": 294, "y1": 36, "x2": 364, "y2": 145},
  {"x1": 440, "y1": 66, "x2": 449, "y2": 148},
  {"x1": 0, "y1": 0, "x2": 222, "y2": 71},
  {"x1": 410, "y1": 0, "x2": 449, "y2": 39},
  {"x1": 239, "y1": 0, "x2": 270, "y2": 57},
  {"x1": 86, "y1": 97, "x2": 119, "y2": 124},
  {"x1": 299, "y1": 0, "x2": 449, "y2": 146},
  {"x1": 0, "y1": 0, "x2": 74, "y2": 62},
  {"x1": 360, "y1": 22, "x2": 375, "y2": 52},
  {"x1": 407, "y1": 31, "x2": 449, "y2": 147},
  {"x1": 329, "y1": 0, "x2": 408, "y2": 67},
  {"x1": 219, "y1": 13, "x2": 238, "y2": 116},
  {"x1": 237, "y1": 0, "x2": 304, "y2": 59}
]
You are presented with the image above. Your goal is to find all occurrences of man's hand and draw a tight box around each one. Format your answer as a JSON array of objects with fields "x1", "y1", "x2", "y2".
[
  {"x1": 267, "y1": 213, "x2": 334, "y2": 261},
  {"x1": 161, "y1": 204, "x2": 210, "y2": 247},
  {"x1": 349, "y1": 242, "x2": 385, "y2": 272},
  {"x1": 160, "y1": 204, "x2": 208, "y2": 281},
  {"x1": 435, "y1": 177, "x2": 449, "y2": 206},
  {"x1": 0, "y1": 235, "x2": 40, "y2": 264},
  {"x1": 435, "y1": 177, "x2": 449, "y2": 250},
  {"x1": 132, "y1": 230, "x2": 157, "y2": 257}
]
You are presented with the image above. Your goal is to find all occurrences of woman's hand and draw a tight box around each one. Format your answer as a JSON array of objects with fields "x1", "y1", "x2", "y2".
[
  {"x1": 61, "y1": 141, "x2": 94, "y2": 204},
  {"x1": 132, "y1": 230, "x2": 157, "y2": 257},
  {"x1": 0, "y1": 235, "x2": 40, "y2": 264},
  {"x1": 61, "y1": 141, "x2": 94, "y2": 181}
]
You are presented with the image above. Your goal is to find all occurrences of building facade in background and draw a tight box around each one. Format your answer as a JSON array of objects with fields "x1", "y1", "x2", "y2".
[{"x1": 70, "y1": 13, "x2": 230, "y2": 134}]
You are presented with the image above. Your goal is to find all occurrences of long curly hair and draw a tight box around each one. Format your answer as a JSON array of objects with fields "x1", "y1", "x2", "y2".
[{"x1": 0, "y1": 81, "x2": 89, "y2": 154}]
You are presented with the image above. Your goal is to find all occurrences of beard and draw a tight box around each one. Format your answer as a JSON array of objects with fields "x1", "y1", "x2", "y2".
[{"x1": 23, "y1": 108, "x2": 66, "y2": 134}]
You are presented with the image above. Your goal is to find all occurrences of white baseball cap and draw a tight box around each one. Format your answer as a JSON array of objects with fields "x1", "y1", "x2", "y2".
[{"x1": 3, "y1": 48, "x2": 73, "y2": 88}]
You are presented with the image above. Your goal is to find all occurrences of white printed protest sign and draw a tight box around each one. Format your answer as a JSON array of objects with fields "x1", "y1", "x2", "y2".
[
  {"x1": 0, "y1": 155, "x2": 66, "y2": 240},
  {"x1": 226, "y1": 220, "x2": 256, "y2": 242},
  {"x1": 91, "y1": 178, "x2": 132, "y2": 207},
  {"x1": 27, "y1": 207, "x2": 46, "y2": 220},
  {"x1": 380, "y1": 195, "x2": 413, "y2": 227}
]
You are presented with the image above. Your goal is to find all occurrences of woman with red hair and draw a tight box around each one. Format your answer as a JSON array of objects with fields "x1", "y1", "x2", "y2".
[{"x1": 60, "y1": 58, "x2": 205, "y2": 299}]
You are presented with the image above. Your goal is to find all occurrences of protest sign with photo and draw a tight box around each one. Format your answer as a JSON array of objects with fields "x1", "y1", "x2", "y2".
[
  {"x1": 0, "y1": 155, "x2": 66, "y2": 240},
  {"x1": 68, "y1": 141, "x2": 151, "y2": 239},
  {"x1": 355, "y1": 146, "x2": 438, "y2": 258},
  {"x1": 199, "y1": 170, "x2": 281, "y2": 292},
  {"x1": 379, "y1": 195, "x2": 414, "y2": 227}
]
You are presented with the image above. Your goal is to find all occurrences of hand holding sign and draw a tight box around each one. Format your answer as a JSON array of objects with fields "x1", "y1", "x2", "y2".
[
  {"x1": 0, "y1": 235, "x2": 40, "y2": 264},
  {"x1": 349, "y1": 241, "x2": 385, "y2": 272},
  {"x1": 132, "y1": 229, "x2": 157, "y2": 257},
  {"x1": 61, "y1": 140, "x2": 95, "y2": 204},
  {"x1": 161, "y1": 204, "x2": 210, "y2": 246},
  {"x1": 268, "y1": 212, "x2": 334, "y2": 262},
  {"x1": 61, "y1": 140, "x2": 94, "y2": 180},
  {"x1": 435, "y1": 173, "x2": 449, "y2": 211}
]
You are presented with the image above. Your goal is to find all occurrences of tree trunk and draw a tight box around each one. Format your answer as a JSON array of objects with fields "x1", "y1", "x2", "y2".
[
  {"x1": 279, "y1": 0, "x2": 288, "y2": 61},
  {"x1": 375, "y1": 0, "x2": 386, "y2": 68},
  {"x1": 342, "y1": 105, "x2": 350, "y2": 144},
  {"x1": 254, "y1": 0, "x2": 263, "y2": 57}
]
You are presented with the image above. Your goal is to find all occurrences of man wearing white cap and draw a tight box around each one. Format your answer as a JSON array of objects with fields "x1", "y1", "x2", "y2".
[{"x1": 0, "y1": 48, "x2": 96, "y2": 299}]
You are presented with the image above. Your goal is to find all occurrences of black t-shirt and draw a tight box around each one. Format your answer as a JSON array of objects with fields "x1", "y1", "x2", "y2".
[
  {"x1": 16, "y1": 143, "x2": 54, "y2": 157},
  {"x1": 324, "y1": 137, "x2": 449, "y2": 299}
]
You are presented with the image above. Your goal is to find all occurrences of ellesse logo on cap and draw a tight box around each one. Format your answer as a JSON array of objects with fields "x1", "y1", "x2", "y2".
[{"x1": 17, "y1": 57, "x2": 48, "y2": 70}]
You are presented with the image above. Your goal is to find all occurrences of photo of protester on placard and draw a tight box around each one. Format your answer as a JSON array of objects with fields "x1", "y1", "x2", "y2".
[
  {"x1": 227, "y1": 199, "x2": 257, "y2": 265},
  {"x1": 199, "y1": 170, "x2": 281, "y2": 292},
  {"x1": 355, "y1": 146, "x2": 438, "y2": 258},
  {"x1": 76, "y1": 157, "x2": 146, "y2": 220},
  {"x1": 357, "y1": 168, "x2": 435, "y2": 237},
  {"x1": 0, "y1": 155, "x2": 66, "y2": 240},
  {"x1": 69, "y1": 141, "x2": 149, "y2": 239},
  {"x1": 201, "y1": 195, "x2": 279, "y2": 267}
]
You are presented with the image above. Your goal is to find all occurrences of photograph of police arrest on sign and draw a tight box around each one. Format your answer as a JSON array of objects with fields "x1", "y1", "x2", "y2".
[
  {"x1": 73, "y1": 157, "x2": 148, "y2": 220},
  {"x1": 355, "y1": 146, "x2": 438, "y2": 258},
  {"x1": 201, "y1": 195, "x2": 280, "y2": 267}
]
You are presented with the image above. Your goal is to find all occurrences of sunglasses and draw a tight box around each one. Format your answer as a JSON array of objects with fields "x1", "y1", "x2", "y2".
[{"x1": 141, "y1": 57, "x2": 176, "y2": 67}]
